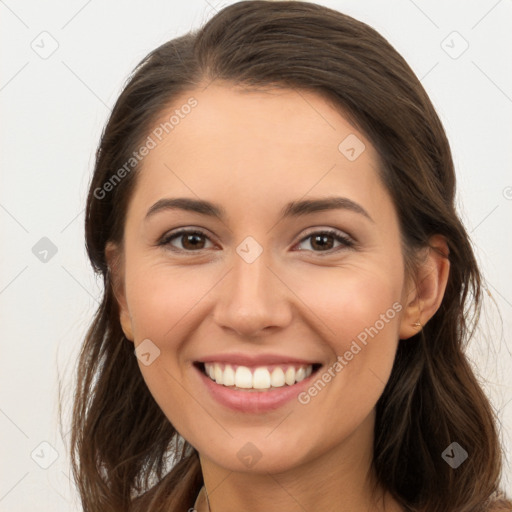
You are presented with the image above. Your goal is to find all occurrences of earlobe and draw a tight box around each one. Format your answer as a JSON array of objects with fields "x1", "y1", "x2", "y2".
[
  {"x1": 399, "y1": 235, "x2": 450, "y2": 340},
  {"x1": 105, "y1": 242, "x2": 134, "y2": 342}
]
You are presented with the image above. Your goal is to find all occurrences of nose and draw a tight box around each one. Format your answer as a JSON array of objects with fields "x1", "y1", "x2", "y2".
[{"x1": 212, "y1": 247, "x2": 293, "y2": 338}]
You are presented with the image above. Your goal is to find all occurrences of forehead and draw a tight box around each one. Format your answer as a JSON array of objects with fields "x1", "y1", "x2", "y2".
[
  {"x1": 128, "y1": 84, "x2": 391, "y2": 223},
  {"x1": 155, "y1": 84, "x2": 374, "y2": 160}
]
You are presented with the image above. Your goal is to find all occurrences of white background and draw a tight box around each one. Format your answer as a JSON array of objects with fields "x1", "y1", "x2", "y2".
[{"x1": 1, "y1": 1, "x2": 511, "y2": 510}]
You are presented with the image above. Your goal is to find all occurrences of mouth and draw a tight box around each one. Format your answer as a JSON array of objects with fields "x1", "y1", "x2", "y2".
[{"x1": 194, "y1": 361, "x2": 323, "y2": 392}]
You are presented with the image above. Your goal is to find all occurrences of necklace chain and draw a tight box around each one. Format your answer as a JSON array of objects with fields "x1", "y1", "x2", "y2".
[
  {"x1": 205, "y1": 486, "x2": 211, "y2": 512},
  {"x1": 194, "y1": 485, "x2": 211, "y2": 512}
]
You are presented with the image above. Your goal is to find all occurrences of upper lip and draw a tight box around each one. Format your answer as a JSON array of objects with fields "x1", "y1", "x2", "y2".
[{"x1": 196, "y1": 353, "x2": 320, "y2": 367}]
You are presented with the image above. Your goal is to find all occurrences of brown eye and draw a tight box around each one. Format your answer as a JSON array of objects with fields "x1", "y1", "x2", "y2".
[
  {"x1": 310, "y1": 233, "x2": 335, "y2": 251},
  {"x1": 181, "y1": 233, "x2": 207, "y2": 250},
  {"x1": 160, "y1": 229, "x2": 214, "y2": 251},
  {"x1": 296, "y1": 229, "x2": 354, "y2": 253}
]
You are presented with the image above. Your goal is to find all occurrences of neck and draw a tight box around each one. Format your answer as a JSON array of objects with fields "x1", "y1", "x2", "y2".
[{"x1": 196, "y1": 411, "x2": 403, "y2": 512}]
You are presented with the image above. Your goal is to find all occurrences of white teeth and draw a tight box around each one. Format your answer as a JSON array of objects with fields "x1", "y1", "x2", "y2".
[
  {"x1": 223, "y1": 364, "x2": 235, "y2": 386},
  {"x1": 285, "y1": 367, "x2": 295, "y2": 386},
  {"x1": 270, "y1": 367, "x2": 285, "y2": 387},
  {"x1": 295, "y1": 367, "x2": 306, "y2": 382},
  {"x1": 235, "y1": 366, "x2": 253, "y2": 388},
  {"x1": 253, "y1": 368, "x2": 271, "y2": 389},
  {"x1": 214, "y1": 365, "x2": 223, "y2": 384},
  {"x1": 203, "y1": 363, "x2": 314, "y2": 390}
]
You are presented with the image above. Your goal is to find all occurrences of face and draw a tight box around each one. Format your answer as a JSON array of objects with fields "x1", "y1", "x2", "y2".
[{"x1": 110, "y1": 83, "x2": 417, "y2": 476}]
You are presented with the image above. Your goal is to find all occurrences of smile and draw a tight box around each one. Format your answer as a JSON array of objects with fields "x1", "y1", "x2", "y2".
[
  {"x1": 200, "y1": 362, "x2": 319, "y2": 390},
  {"x1": 193, "y1": 354, "x2": 323, "y2": 412}
]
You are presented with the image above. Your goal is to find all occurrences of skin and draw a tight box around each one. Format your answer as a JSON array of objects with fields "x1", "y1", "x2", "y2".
[{"x1": 107, "y1": 83, "x2": 450, "y2": 512}]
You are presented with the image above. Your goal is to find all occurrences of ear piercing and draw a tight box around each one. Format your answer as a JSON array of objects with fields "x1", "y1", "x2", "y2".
[{"x1": 413, "y1": 321, "x2": 422, "y2": 328}]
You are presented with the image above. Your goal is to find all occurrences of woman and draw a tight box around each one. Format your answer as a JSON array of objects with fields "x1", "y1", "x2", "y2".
[{"x1": 70, "y1": 1, "x2": 511, "y2": 511}]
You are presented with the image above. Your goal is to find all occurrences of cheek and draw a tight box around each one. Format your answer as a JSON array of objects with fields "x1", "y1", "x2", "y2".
[
  {"x1": 125, "y1": 259, "x2": 221, "y2": 342},
  {"x1": 121, "y1": 263, "x2": 213, "y2": 434},
  {"x1": 335, "y1": 274, "x2": 402, "y2": 355},
  {"x1": 289, "y1": 263, "x2": 403, "y2": 414},
  {"x1": 122, "y1": 260, "x2": 226, "y2": 418},
  {"x1": 285, "y1": 261, "x2": 403, "y2": 348}
]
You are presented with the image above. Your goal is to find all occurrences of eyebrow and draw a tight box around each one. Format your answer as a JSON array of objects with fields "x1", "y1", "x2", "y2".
[{"x1": 145, "y1": 196, "x2": 374, "y2": 223}]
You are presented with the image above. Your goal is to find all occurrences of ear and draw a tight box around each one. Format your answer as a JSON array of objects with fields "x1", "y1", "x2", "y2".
[
  {"x1": 399, "y1": 235, "x2": 450, "y2": 340},
  {"x1": 105, "y1": 241, "x2": 134, "y2": 342}
]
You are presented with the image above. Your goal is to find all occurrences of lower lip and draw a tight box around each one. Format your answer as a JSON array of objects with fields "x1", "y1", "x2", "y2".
[{"x1": 195, "y1": 365, "x2": 319, "y2": 413}]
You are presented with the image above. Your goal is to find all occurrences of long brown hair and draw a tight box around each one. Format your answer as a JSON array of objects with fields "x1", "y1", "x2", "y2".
[{"x1": 70, "y1": 1, "x2": 511, "y2": 511}]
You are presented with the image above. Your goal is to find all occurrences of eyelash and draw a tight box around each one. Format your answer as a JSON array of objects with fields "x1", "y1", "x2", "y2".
[{"x1": 157, "y1": 228, "x2": 355, "y2": 255}]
